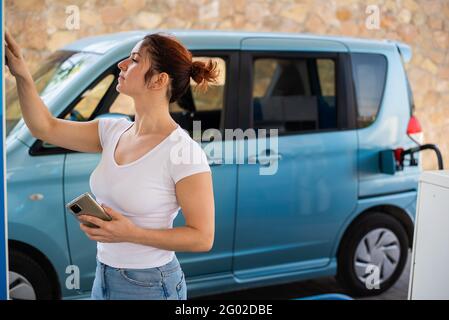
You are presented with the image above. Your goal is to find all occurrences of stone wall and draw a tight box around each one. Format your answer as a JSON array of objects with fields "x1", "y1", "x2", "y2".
[{"x1": 5, "y1": 0, "x2": 449, "y2": 170}]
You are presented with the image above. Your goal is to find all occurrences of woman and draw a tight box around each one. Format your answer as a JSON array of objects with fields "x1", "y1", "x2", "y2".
[{"x1": 5, "y1": 30, "x2": 216, "y2": 300}]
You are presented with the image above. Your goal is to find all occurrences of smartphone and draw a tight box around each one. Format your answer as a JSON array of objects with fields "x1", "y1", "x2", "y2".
[{"x1": 66, "y1": 192, "x2": 112, "y2": 228}]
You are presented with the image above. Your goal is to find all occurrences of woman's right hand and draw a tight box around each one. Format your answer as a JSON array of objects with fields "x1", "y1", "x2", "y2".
[{"x1": 5, "y1": 29, "x2": 32, "y2": 79}]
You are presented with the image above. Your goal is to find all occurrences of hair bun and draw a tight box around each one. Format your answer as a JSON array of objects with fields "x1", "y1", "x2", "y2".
[
  {"x1": 190, "y1": 60, "x2": 220, "y2": 92},
  {"x1": 191, "y1": 63, "x2": 201, "y2": 80},
  {"x1": 190, "y1": 61, "x2": 204, "y2": 83}
]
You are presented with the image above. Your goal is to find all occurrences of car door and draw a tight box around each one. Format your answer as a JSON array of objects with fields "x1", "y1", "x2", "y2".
[
  {"x1": 63, "y1": 52, "x2": 239, "y2": 292},
  {"x1": 233, "y1": 38, "x2": 358, "y2": 279}
]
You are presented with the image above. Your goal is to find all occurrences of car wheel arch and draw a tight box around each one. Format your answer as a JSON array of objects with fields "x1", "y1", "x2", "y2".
[
  {"x1": 336, "y1": 204, "x2": 414, "y2": 260},
  {"x1": 8, "y1": 240, "x2": 61, "y2": 299}
]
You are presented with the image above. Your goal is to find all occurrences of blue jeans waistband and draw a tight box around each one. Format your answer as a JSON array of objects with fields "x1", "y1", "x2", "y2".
[{"x1": 97, "y1": 255, "x2": 181, "y2": 276}]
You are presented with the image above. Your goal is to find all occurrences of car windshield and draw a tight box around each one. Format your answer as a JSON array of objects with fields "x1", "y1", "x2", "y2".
[{"x1": 5, "y1": 50, "x2": 101, "y2": 137}]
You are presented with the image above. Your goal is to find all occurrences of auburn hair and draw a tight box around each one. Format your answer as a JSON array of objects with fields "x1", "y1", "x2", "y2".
[{"x1": 140, "y1": 33, "x2": 220, "y2": 103}]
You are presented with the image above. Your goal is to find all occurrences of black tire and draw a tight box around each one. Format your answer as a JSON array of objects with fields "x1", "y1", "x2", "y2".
[
  {"x1": 8, "y1": 250, "x2": 57, "y2": 300},
  {"x1": 336, "y1": 212, "x2": 409, "y2": 297}
]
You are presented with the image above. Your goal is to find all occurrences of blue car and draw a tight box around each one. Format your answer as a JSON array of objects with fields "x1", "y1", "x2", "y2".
[{"x1": 6, "y1": 30, "x2": 422, "y2": 299}]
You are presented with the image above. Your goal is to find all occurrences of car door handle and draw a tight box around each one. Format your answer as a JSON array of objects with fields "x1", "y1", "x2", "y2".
[{"x1": 207, "y1": 157, "x2": 223, "y2": 166}]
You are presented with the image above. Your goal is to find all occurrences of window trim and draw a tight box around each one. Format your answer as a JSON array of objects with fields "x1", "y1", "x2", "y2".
[{"x1": 238, "y1": 50, "x2": 356, "y2": 137}]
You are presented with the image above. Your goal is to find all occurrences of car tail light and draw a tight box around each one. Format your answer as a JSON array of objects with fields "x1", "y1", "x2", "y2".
[{"x1": 407, "y1": 115, "x2": 423, "y2": 144}]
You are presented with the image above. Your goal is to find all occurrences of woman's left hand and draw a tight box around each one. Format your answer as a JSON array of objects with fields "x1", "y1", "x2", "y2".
[{"x1": 78, "y1": 204, "x2": 138, "y2": 243}]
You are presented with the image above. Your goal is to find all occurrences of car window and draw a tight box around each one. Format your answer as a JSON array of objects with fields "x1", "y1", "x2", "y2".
[
  {"x1": 351, "y1": 53, "x2": 387, "y2": 128},
  {"x1": 64, "y1": 74, "x2": 115, "y2": 121},
  {"x1": 109, "y1": 56, "x2": 227, "y2": 140},
  {"x1": 43, "y1": 73, "x2": 115, "y2": 149},
  {"x1": 42, "y1": 73, "x2": 115, "y2": 149},
  {"x1": 109, "y1": 92, "x2": 134, "y2": 116},
  {"x1": 6, "y1": 50, "x2": 101, "y2": 137},
  {"x1": 252, "y1": 57, "x2": 337, "y2": 134}
]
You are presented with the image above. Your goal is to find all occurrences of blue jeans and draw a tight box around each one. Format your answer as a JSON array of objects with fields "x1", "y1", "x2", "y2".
[{"x1": 91, "y1": 255, "x2": 187, "y2": 300}]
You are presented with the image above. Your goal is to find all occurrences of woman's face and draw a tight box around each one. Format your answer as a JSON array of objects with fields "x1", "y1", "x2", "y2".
[{"x1": 116, "y1": 40, "x2": 154, "y2": 96}]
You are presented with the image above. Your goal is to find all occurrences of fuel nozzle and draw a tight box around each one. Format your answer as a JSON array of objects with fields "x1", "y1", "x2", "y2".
[
  {"x1": 394, "y1": 144, "x2": 444, "y2": 171},
  {"x1": 380, "y1": 144, "x2": 444, "y2": 175}
]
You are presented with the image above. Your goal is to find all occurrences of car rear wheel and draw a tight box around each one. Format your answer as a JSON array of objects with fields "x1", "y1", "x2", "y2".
[
  {"x1": 8, "y1": 250, "x2": 56, "y2": 300},
  {"x1": 336, "y1": 212, "x2": 409, "y2": 297}
]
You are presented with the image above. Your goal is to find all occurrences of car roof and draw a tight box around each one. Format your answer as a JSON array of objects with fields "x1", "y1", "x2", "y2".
[{"x1": 62, "y1": 29, "x2": 405, "y2": 54}]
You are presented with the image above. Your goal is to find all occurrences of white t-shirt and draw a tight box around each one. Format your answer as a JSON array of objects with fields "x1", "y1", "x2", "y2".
[{"x1": 89, "y1": 117, "x2": 211, "y2": 268}]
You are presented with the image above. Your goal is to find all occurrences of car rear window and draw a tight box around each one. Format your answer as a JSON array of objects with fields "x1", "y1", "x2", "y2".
[{"x1": 351, "y1": 53, "x2": 387, "y2": 128}]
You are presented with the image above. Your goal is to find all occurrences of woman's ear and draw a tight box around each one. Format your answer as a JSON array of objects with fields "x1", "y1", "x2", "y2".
[
  {"x1": 157, "y1": 72, "x2": 170, "y2": 88},
  {"x1": 149, "y1": 73, "x2": 170, "y2": 90}
]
